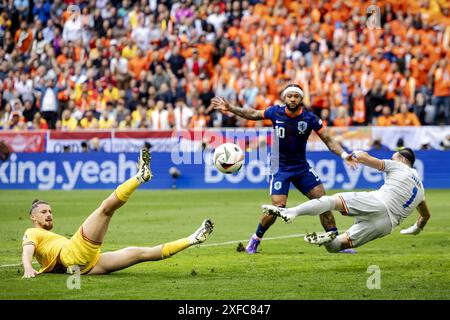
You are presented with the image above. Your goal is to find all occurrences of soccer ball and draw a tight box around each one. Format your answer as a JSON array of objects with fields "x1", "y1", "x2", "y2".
[{"x1": 213, "y1": 143, "x2": 244, "y2": 174}]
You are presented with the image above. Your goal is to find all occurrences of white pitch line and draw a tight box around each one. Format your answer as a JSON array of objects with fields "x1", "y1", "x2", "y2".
[
  {"x1": 0, "y1": 234, "x2": 306, "y2": 268},
  {"x1": 201, "y1": 233, "x2": 305, "y2": 247}
]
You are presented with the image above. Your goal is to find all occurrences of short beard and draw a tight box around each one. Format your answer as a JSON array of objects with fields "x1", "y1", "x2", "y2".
[{"x1": 286, "y1": 102, "x2": 301, "y2": 112}]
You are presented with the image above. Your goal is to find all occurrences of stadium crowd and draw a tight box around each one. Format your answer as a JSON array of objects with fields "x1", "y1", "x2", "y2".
[{"x1": 0, "y1": 0, "x2": 449, "y2": 131}]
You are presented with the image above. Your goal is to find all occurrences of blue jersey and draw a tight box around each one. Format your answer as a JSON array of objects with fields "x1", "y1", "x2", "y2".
[{"x1": 264, "y1": 104, "x2": 323, "y2": 169}]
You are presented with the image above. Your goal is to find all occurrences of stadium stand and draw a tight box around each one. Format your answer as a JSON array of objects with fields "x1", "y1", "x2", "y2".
[{"x1": 0, "y1": 0, "x2": 449, "y2": 131}]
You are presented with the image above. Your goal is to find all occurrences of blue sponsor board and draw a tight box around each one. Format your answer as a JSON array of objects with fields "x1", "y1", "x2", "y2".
[{"x1": 1, "y1": 151, "x2": 449, "y2": 190}]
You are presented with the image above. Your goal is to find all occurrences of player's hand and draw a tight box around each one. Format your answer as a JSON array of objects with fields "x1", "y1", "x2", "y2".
[
  {"x1": 341, "y1": 152, "x2": 358, "y2": 169},
  {"x1": 211, "y1": 97, "x2": 231, "y2": 113},
  {"x1": 344, "y1": 158, "x2": 358, "y2": 169},
  {"x1": 22, "y1": 268, "x2": 39, "y2": 279},
  {"x1": 400, "y1": 222, "x2": 422, "y2": 235}
]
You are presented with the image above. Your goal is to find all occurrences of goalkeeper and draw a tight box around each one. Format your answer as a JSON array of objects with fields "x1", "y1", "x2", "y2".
[
  {"x1": 22, "y1": 148, "x2": 214, "y2": 277},
  {"x1": 262, "y1": 148, "x2": 431, "y2": 252}
]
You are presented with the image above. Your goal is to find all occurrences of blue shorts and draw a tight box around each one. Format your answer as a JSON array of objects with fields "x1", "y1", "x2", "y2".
[{"x1": 269, "y1": 165, "x2": 322, "y2": 196}]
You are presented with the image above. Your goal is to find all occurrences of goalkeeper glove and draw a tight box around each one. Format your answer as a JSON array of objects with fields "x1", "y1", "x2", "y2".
[{"x1": 400, "y1": 222, "x2": 422, "y2": 235}]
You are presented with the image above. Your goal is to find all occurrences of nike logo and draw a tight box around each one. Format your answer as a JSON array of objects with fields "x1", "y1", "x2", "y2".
[{"x1": 275, "y1": 120, "x2": 284, "y2": 124}]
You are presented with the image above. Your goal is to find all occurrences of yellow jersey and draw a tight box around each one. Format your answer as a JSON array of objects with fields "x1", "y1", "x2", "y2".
[{"x1": 22, "y1": 228, "x2": 69, "y2": 273}]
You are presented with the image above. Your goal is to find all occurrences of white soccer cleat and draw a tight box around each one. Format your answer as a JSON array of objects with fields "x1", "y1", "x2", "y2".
[
  {"x1": 189, "y1": 219, "x2": 214, "y2": 244},
  {"x1": 304, "y1": 231, "x2": 336, "y2": 245},
  {"x1": 137, "y1": 148, "x2": 152, "y2": 183},
  {"x1": 261, "y1": 205, "x2": 294, "y2": 223}
]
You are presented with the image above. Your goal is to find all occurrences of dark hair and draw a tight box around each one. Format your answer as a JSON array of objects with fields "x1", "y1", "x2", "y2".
[
  {"x1": 29, "y1": 199, "x2": 49, "y2": 215},
  {"x1": 398, "y1": 147, "x2": 415, "y2": 166}
]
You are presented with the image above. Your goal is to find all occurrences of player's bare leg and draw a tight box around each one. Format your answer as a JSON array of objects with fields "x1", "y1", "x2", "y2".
[
  {"x1": 88, "y1": 220, "x2": 214, "y2": 275},
  {"x1": 81, "y1": 148, "x2": 152, "y2": 244},
  {"x1": 262, "y1": 195, "x2": 356, "y2": 253},
  {"x1": 245, "y1": 195, "x2": 286, "y2": 254},
  {"x1": 305, "y1": 184, "x2": 336, "y2": 231}
]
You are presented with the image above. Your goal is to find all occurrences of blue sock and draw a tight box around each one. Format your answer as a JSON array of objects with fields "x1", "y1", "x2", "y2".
[
  {"x1": 326, "y1": 227, "x2": 339, "y2": 236},
  {"x1": 255, "y1": 205, "x2": 286, "y2": 238},
  {"x1": 255, "y1": 223, "x2": 267, "y2": 238}
]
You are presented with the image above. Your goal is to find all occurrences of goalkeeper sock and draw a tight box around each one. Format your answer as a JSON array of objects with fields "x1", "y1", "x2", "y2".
[
  {"x1": 161, "y1": 238, "x2": 190, "y2": 259},
  {"x1": 286, "y1": 196, "x2": 335, "y2": 217},
  {"x1": 115, "y1": 177, "x2": 141, "y2": 202}
]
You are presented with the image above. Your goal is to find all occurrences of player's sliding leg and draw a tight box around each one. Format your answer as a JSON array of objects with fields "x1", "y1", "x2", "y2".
[
  {"x1": 245, "y1": 195, "x2": 286, "y2": 254},
  {"x1": 305, "y1": 185, "x2": 339, "y2": 236},
  {"x1": 87, "y1": 220, "x2": 214, "y2": 275},
  {"x1": 263, "y1": 195, "x2": 339, "y2": 223},
  {"x1": 82, "y1": 148, "x2": 152, "y2": 244}
]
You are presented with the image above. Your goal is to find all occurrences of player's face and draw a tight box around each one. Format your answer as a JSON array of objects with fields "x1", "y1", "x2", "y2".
[
  {"x1": 391, "y1": 152, "x2": 402, "y2": 162},
  {"x1": 284, "y1": 92, "x2": 302, "y2": 111},
  {"x1": 31, "y1": 204, "x2": 53, "y2": 230}
]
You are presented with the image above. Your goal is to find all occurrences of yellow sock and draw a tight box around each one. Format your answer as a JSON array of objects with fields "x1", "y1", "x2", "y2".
[
  {"x1": 115, "y1": 177, "x2": 140, "y2": 202},
  {"x1": 161, "y1": 238, "x2": 190, "y2": 259}
]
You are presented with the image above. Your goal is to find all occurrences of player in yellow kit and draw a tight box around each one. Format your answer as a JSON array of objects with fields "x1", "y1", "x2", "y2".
[{"x1": 22, "y1": 148, "x2": 214, "y2": 277}]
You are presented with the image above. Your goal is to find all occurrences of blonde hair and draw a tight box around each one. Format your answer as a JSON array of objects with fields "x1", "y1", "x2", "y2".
[{"x1": 29, "y1": 199, "x2": 49, "y2": 215}]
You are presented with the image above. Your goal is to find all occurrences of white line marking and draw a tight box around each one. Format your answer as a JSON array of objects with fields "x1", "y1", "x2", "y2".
[
  {"x1": 201, "y1": 233, "x2": 305, "y2": 247},
  {"x1": 0, "y1": 262, "x2": 38, "y2": 268}
]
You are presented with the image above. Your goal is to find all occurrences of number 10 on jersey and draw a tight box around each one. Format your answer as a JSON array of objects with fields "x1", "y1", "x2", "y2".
[{"x1": 275, "y1": 126, "x2": 285, "y2": 138}]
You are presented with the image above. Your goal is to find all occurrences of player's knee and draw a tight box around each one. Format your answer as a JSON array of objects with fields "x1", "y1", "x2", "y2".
[
  {"x1": 316, "y1": 196, "x2": 335, "y2": 210},
  {"x1": 100, "y1": 200, "x2": 115, "y2": 216}
]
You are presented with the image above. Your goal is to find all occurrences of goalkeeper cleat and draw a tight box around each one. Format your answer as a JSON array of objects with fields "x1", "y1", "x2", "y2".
[
  {"x1": 245, "y1": 234, "x2": 261, "y2": 254},
  {"x1": 190, "y1": 219, "x2": 214, "y2": 244},
  {"x1": 261, "y1": 205, "x2": 294, "y2": 223},
  {"x1": 304, "y1": 231, "x2": 336, "y2": 245},
  {"x1": 137, "y1": 148, "x2": 152, "y2": 183}
]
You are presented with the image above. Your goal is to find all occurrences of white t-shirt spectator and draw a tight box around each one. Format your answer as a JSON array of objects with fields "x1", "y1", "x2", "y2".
[
  {"x1": 41, "y1": 88, "x2": 57, "y2": 112},
  {"x1": 159, "y1": 108, "x2": 170, "y2": 129},
  {"x1": 110, "y1": 56, "x2": 129, "y2": 75},
  {"x1": 174, "y1": 105, "x2": 193, "y2": 129},
  {"x1": 206, "y1": 12, "x2": 227, "y2": 32},
  {"x1": 132, "y1": 26, "x2": 151, "y2": 51},
  {"x1": 15, "y1": 79, "x2": 34, "y2": 102},
  {"x1": 63, "y1": 17, "x2": 82, "y2": 43}
]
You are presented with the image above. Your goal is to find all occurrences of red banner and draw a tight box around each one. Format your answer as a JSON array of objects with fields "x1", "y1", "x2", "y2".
[{"x1": 0, "y1": 131, "x2": 46, "y2": 152}]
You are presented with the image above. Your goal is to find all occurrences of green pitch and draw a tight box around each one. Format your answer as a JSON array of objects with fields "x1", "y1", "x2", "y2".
[{"x1": 1, "y1": 189, "x2": 449, "y2": 300}]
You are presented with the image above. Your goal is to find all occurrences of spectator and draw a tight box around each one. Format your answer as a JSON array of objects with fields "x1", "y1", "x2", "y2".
[
  {"x1": 413, "y1": 92, "x2": 435, "y2": 125},
  {"x1": 14, "y1": 0, "x2": 29, "y2": 20},
  {"x1": 80, "y1": 110, "x2": 99, "y2": 129},
  {"x1": 366, "y1": 80, "x2": 388, "y2": 125},
  {"x1": 431, "y1": 59, "x2": 450, "y2": 125},
  {"x1": 35, "y1": 78, "x2": 66, "y2": 129},
  {"x1": 189, "y1": 106, "x2": 209, "y2": 129},
  {"x1": 31, "y1": 112, "x2": 48, "y2": 130},
  {"x1": 370, "y1": 138, "x2": 390, "y2": 151},
  {"x1": 377, "y1": 105, "x2": 394, "y2": 126},
  {"x1": 22, "y1": 100, "x2": 37, "y2": 123},
  {"x1": 394, "y1": 103, "x2": 421, "y2": 126},
  {"x1": 173, "y1": 98, "x2": 193, "y2": 130},
  {"x1": 81, "y1": 141, "x2": 89, "y2": 152},
  {"x1": 419, "y1": 136, "x2": 434, "y2": 150},
  {"x1": 58, "y1": 109, "x2": 78, "y2": 131},
  {"x1": 98, "y1": 110, "x2": 114, "y2": 129},
  {"x1": 32, "y1": 1, "x2": 51, "y2": 26},
  {"x1": 14, "y1": 20, "x2": 33, "y2": 55},
  {"x1": 332, "y1": 106, "x2": 352, "y2": 127}
]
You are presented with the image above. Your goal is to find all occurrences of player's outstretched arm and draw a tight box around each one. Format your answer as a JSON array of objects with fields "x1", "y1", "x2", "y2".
[
  {"x1": 350, "y1": 150, "x2": 384, "y2": 170},
  {"x1": 317, "y1": 128, "x2": 357, "y2": 168},
  {"x1": 400, "y1": 200, "x2": 431, "y2": 235},
  {"x1": 211, "y1": 97, "x2": 264, "y2": 120},
  {"x1": 22, "y1": 244, "x2": 39, "y2": 278}
]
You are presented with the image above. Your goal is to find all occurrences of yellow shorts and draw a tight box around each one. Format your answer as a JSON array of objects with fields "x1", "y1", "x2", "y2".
[{"x1": 60, "y1": 227, "x2": 101, "y2": 274}]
